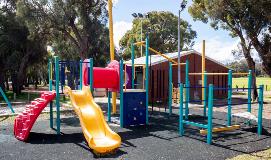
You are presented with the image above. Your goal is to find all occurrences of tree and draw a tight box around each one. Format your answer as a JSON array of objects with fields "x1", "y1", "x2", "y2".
[
  {"x1": 16, "y1": 0, "x2": 111, "y2": 65},
  {"x1": 119, "y1": 11, "x2": 197, "y2": 59},
  {"x1": 0, "y1": 1, "x2": 48, "y2": 94},
  {"x1": 188, "y1": 0, "x2": 271, "y2": 100}
]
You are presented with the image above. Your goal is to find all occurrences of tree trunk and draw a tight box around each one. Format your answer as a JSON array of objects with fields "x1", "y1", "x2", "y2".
[
  {"x1": 241, "y1": 43, "x2": 258, "y2": 100},
  {"x1": 250, "y1": 38, "x2": 271, "y2": 77},
  {"x1": 15, "y1": 53, "x2": 30, "y2": 94},
  {"x1": 5, "y1": 76, "x2": 9, "y2": 91},
  {"x1": 0, "y1": 69, "x2": 6, "y2": 91}
]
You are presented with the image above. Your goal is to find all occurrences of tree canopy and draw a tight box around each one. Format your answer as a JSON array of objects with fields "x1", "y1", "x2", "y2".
[
  {"x1": 0, "y1": 1, "x2": 48, "y2": 93},
  {"x1": 189, "y1": 0, "x2": 271, "y2": 76},
  {"x1": 119, "y1": 11, "x2": 197, "y2": 59},
  {"x1": 16, "y1": 0, "x2": 111, "y2": 66}
]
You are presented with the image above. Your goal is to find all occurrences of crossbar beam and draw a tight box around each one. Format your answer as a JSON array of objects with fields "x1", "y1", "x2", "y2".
[
  {"x1": 189, "y1": 73, "x2": 249, "y2": 76},
  {"x1": 142, "y1": 44, "x2": 178, "y2": 65},
  {"x1": 200, "y1": 125, "x2": 240, "y2": 135},
  {"x1": 183, "y1": 120, "x2": 208, "y2": 129}
]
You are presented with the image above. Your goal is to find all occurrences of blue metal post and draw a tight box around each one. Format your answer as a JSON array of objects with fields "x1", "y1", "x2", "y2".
[
  {"x1": 48, "y1": 59, "x2": 53, "y2": 128},
  {"x1": 0, "y1": 87, "x2": 14, "y2": 113},
  {"x1": 79, "y1": 60, "x2": 83, "y2": 90},
  {"x1": 179, "y1": 83, "x2": 184, "y2": 136},
  {"x1": 54, "y1": 56, "x2": 61, "y2": 135},
  {"x1": 257, "y1": 85, "x2": 264, "y2": 135},
  {"x1": 168, "y1": 62, "x2": 173, "y2": 115},
  {"x1": 203, "y1": 71, "x2": 208, "y2": 117},
  {"x1": 248, "y1": 70, "x2": 252, "y2": 112},
  {"x1": 107, "y1": 91, "x2": 111, "y2": 122},
  {"x1": 227, "y1": 70, "x2": 232, "y2": 126},
  {"x1": 89, "y1": 58, "x2": 94, "y2": 93},
  {"x1": 145, "y1": 35, "x2": 149, "y2": 125},
  {"x1": 119, "y1": 59, "x2": 124, "y2": 127},
  {"x1": 185, "y1": 60, "x2": 189, "y2": 119},
  {"x1": 207, "y1": 84, "x2": 213, "y2": 144},
  {"x1": 131, "y1": 40, "x2": 135, "y2": 89}
]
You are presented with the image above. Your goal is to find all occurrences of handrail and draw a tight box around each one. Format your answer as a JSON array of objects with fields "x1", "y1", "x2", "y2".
[{"x1": 189, "y1": 72, "x2": 249, "y2": 76}]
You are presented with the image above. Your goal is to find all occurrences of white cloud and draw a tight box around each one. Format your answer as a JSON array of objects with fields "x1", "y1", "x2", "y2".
[
  {"x1": 112, "y1": 0, "x2": 119, "y2": 4},
  {"x1": 193, "y1": 37, "x2": 239, "y2": 63},
  {"x1": 113, "y1": 21, "x2": 132, "y2": 49}
]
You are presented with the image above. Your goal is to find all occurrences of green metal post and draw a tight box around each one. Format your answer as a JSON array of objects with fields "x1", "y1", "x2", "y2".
[
  {"x1": 120, "y1": 59, "x2": 124, "y2": 127},
  {"x1": 79, "y1": 60, "x2": 83, "y2": 90},
  {"x1": 203, "y1": 71, "x2": 208, "y2": 117},
  {"x1": 227, "y1": 70, "x2": 232, "y2": 126},
  {"x1": 131, "y1": 40, "x2": 135, "y2": 89},
  {"x1": 48, "y1": 59, "x2": 53, "y2": 128},
  {"x1": 207, "y1": 84, "x2": 213, "y2": 144},
  {"x1": 0, "y1": 87, "x2": 14, "y2": 113},
  {"x1": 257, "y1": 85, "x2": 264, "y2": 135},
  {"x1": 185, "y1": 60, "x2": 189, "y2": 119},
  {"x1": 185, "y1": 82, "x2": 190, "y2": 119},
  {"x1": 145, "y1": 35, "x2": 149, "y2": 125},
  {"x1": 54, "y1": 56, "x2": 60, "y2": 135},
  {"x1": 248, "y1": 70, "x2": 252, "y2": 112},
  {"x1": 179, "y1": 83, "x2": 184, "y2": 136},
  {"x1": 89, "y1": 58, "x2": 94, "y2": 93},
  {"x1": 107, "y1": 91, "x2": 111, "y2": 122},
  {"x1": 168, "y1": 62, "x2": 173, "y2": 115}
]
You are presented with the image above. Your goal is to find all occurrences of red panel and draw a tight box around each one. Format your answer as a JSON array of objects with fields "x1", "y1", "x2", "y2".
[{"x1": 82, "y1": 60, "x2": 120, "y2": 92}]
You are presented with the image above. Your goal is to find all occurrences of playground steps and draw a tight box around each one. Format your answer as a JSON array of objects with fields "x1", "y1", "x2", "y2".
[{"x1": 14, "y1": 91, "x2": 56, "y2": 141}]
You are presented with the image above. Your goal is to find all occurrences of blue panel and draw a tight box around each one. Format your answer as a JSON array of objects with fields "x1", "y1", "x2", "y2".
[{"x1": 123, "y1": 91, "x2": 146, "y2": 127}]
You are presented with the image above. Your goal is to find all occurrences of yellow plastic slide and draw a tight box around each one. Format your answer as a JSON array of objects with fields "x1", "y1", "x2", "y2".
[{"x1": 64, "y1": 86, "x2": 121, "y2": 153}]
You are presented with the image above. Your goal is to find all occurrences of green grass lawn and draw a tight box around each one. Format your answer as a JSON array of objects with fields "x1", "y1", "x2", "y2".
[
  {"x1": 0, "y1": 91, "x2": 40, "y2": 103},
  {"x1": 233, "y1": 77, "x2": 271, "y2": 91},
  {"x1": 0, "y1": 90, "x2": 70, "y2": 103}
]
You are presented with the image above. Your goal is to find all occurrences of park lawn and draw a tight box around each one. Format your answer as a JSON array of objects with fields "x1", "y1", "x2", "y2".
[
  {"x1": 0, "y1": 91, "x2": 40, "y2": 103},
  {"x1": 233, "y1": 77, "x2": 271, "y2": 91}
]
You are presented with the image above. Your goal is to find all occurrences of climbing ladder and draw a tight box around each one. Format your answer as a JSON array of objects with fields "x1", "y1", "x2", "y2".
[{"x1": 14, "y1": 91, "x2": 56, "y2": 141}]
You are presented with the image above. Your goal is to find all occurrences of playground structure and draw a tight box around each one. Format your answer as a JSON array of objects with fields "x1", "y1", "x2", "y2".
[
  {"x1": 177, "y1": 41, "x2": 265, "y2": 144},
  {"x1": 9, "y1": 0, "x2": 267, "y2": 153},
  {"x1": 179, "y1": 83, "x2": 264, "y2": 144}
]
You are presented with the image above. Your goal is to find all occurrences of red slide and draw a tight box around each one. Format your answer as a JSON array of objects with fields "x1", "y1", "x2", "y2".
[
  {"x1": 82, "y1": 60, "x2": 120, "y2": 91},
  {"x1": 14, "y1": 91, "x2": 56, "y2": 141}
]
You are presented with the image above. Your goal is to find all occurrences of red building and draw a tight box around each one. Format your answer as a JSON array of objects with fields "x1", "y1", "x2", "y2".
[{"x1": 125, "y1": 50, "x2": 229, "y2": 104}]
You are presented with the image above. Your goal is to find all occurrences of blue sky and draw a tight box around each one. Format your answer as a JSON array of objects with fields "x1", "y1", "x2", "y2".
[{"x1": 111, "y1": 0, "x2": 240, "y2": 63}]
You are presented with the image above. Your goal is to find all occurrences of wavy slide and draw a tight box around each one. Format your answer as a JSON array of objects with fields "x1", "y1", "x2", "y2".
[{"x1": 65, "y1": 86, "x2": 121, "y2": 153}]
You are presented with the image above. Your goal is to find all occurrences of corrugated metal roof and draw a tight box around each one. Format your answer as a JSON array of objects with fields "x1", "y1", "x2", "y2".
[{"x1": 125, "y1": 49, "x2": 228, "y2": 68}]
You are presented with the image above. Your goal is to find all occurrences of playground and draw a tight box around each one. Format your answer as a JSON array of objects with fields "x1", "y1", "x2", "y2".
[
  {"x1": 1, "y1": 0, "x2": 271, "y2": 160},
  {"x1": 1, "y1": 100, "x2": 271, "y2": 159}
]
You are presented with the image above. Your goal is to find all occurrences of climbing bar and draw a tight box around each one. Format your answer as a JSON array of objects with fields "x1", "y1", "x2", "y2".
[
  {"x1": 134, "y1": 41, "x2": 146, "y2": 46},
  {"x1": 142, "y1": 44, "x2": 178, "y2": 65},
  {"x1": 189, "y1": 72, "x2": 249, "y2": 76},
  {"x1": 184, "y1": 86, "x2": 208, "y2": 89},
  {"x1": 183, "y1": 120, "x2": 208, "y2": 129},
  {"x1": 172, "y1": 63, "x2": 186, "y2": 66},
  {"x1": 200, "y1": 125, "x2": 240, "y2": 135},
  {"x1": 189, "y1": 73, "x2": 229, "y2": 75},
  {"x1": 214, "y1": 102, "x2": 257, "y2": 107}
]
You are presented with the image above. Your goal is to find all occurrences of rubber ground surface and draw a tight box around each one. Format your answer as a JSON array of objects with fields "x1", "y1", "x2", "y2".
[{"x1": 1, "y1": 106, "x2": 271, "y2": 160}]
